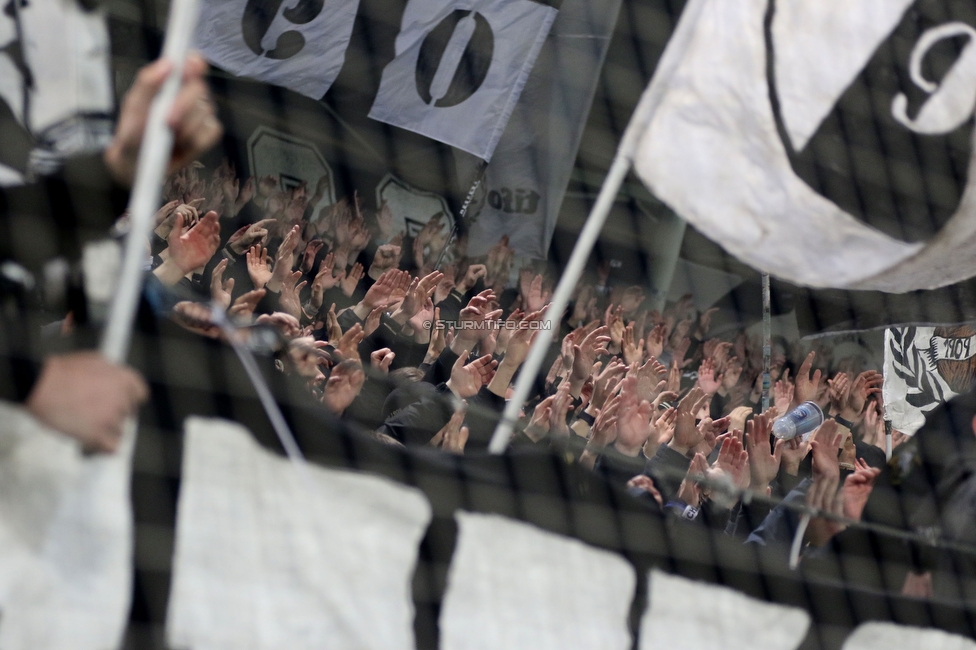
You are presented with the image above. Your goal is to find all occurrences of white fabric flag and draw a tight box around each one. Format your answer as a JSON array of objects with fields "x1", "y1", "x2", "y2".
[
  {"x1": 369, "y1": 0, "x2": 557, "y2": 160},
  {"x1": 463, "y1": 0, "x2": 620, "y2": 258},
  {"x1": 639, "y1": 569, "x2": 810, "y2": 650},
  {"x1": 632, "y1": 0, "x2": 976, "y2": 292},
  {"x1": 0, "y1": 0, "x2": 114, "y2": 182},
  {"x1": 842, "y1": 622, "x2": 976, "y2": 650},
  {"x1": 439, "y1": 511, "x2": 635, "y2": 650},
  {"x1": 166, "y1": 417, "x2": 433, "y2": 650},
  {"x1": 0, "y1": 402, "x2": 134, "y2": 650},
  {"x1": 882, "y1": 325, "x2": 976, "y2": 435},
  {"x1": 193, "y1": 0, "x2": 359, "y2": 99}
]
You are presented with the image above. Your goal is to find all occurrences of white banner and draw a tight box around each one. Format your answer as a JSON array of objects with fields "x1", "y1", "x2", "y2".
[
  {"x1": 166, "y1": 417, "x2": 432, "y2": 650},
  {"x1": 193, "y1": 0, "x2": 359, "y2": 99},
  {"x1": 0, "y1": 403, "x2": 134, "y2": 650},
  {"x1": 632, "y1": 0, "x2": 976, "y2": 292},
  {"x1": 369, "y1": 0, "x2": 557, "y2": 160},
  {"x1": 639, "y1": 570, "x2": 810, "y2": 650},
  {"x1": 440, "y1": 511, "x2": 635, "y2": 650}
]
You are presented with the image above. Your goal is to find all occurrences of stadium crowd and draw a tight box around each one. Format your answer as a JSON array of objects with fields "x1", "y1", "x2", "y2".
[
  {"x1": 4, "y1": 52, "x2": 976, "y2": 648},
  {"x1": 143, "y1": 156, "x2": 921, "y2": 573}
]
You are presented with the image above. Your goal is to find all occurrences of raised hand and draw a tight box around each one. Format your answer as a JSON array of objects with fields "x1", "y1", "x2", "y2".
[
  {"x1": 711, "y1": 432, "x2": 750, "y2": 491},
  {"x1": 677, "y1": 452, "x2": 710, "y2": 509},
  {"x1": 571, "y1": 325, "x2": 611, "y2": 384},
  {"x1": 774, "y1": 370, "x2": 794, "y2": 412},
  {"x1": 266, "y1": 225, "x2": 301, "y2": 292},
  {"x1": 300, "y1": 239, "x2": 326, "y2": 274},
  {"x1": 321, "y1": 360, "x2": 365, "y2": 414},
  {"x1": 369, "y1": 243, "x2": 402, "y2": 279},
  {"x1": 696, "y1": 307, "x2": 719, "y2": 338},
  {"x1": 615, "y1": 382, "x2": 653, "y2": 456},
  {"x1": 548, "y1": 382, "x2": 573, "y2": 438},
  {"x1": 210, "y1": 258, "x2": 235, "y2": 310},
  {"x1": 672, "y1": 336, "x2": 693, "y2": 370},
  {"x1": 645, "y1": 324, "x2": 666, "y2": 360},
  {"x1": 722, "y1": 357, "x2": 744, "y2": 391},
  {"x1": 861, "y1": 400, "x2": 886, "y2": 450},
  {"x1": 408, "y1": 299, "x2": 436, "y2": 344},
  {"x1": 810, "y1": 419, "x2": 842, "y2": 482},
  {"x1": 309, "y1": 253, "x2": 338, "y2": 311},
  {"x1": 246, "y1": 244, "x2": 273, "y2": 289},
  {"x1": 697, "y1": 357, "x2": 722, "y2": 395},
  {"x1": 826, "y1": 372, "x2": 851, "y2": 414},
  {"x1": 340, "y1": 263, "x2": 364, "y2": 297},
  {"x1": 840, "y1": 370, "x2": 883, "y2": 422},
  {"x1": 325, "y1": 303, "x2": 342, "y2": 344},
  {"x1": 153, "y1": 199, "x2": 180, "y2": 231},
  {"x1": 424, "y1": 307, "x2": 447, "y2": 363},
  {"x1": 398, "y1": 270, "x2": 443, "y2": 321},
  {"x1": 228, "y1": 218, "x2": 275, "y2": 255},
  {"x1": 591, "y1": 359, "x2": 627, "y2": 410},
  {"x1": 503, "y1": 309, "x2": 545, "y2": 368},
  {"x1": 669, "y1": 386, "x2": 710, "y2": 454},
  {"x1": 105, "y1": 54, "x2": 222, "y2": 186},
  {"x1": 525, "y1": 395, "x2": 554, "y2": 443},
  {"x1": 255, "y1": 312, "x2": 302, "y2": 339},
  {"x1": 843, "y1": 458, "x2": 881, "y2": 522},
  {"x1": 237, "y1": 176, "x2": 255, "y2": 208},
  {"x1": 333, "y1": 323, "x2": 365, "y2": 363},
  {"x1": 370, "y1": 347, "x2": 396, "y2": 374},
  {"x1": 453, "y1": 291, "x2": 498, "y2": 351},
  {"x1": 666, "y1": 360, "x2": 682, "y2": 394},
  {"x1": 429, "y1": 403, "x2": 469, "y2": 454},
  {"x1": 646, "y1": 406, "x2": 677, "y2": 455},
  {"x1": 278, "y1": 270, "x2": 307, "y2": 321},
  {"x1": 793, "y1": 351, "x2": 822, "y2": 408},
  {"x1": 745, "y1": 413, "x2": 780, "y2": 492},
  {"x1": 228, "y1": 288, "x2": 265, "y2": 321},
  {"x1": 457, "y1": 263, "x2": 487, "y2": 294},
  {"x1": 523, "y1": 274, "x2": 551, "y2": 313},
  {"x1": 621, "y1": 323, "x2": 645, "y2": 365},
  {"x1": 447, "y1": 350, "x2": 497, "y2": 399},
  {"x1": 363, "y1": 305, "x2": 385, "y2": 337},
  {"x1": 434, "y1": 269, "x2": 456, "y2": 304},
  {"x1": 605, "y1": 304, "x2": 624, "y2": 350},
  {"x1": 155, "y1": 210, "x2": 221, "y2": 285},
  {"x1": 361, "y1": 269, "x2": 402, "y2": 311}
]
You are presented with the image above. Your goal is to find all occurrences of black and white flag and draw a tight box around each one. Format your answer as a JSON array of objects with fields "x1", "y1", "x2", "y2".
[
  {"x1": 883, "y1": 325, "x2": 976, "y2": 435},
  {"x1": 368, "y1": 0, "x2": 558, "y2": 160},
  {"x1": 632, "y1": 0, "x2": 976, "y2": 292},
  {"x1": 0, "y1": 0, "x2": 114, "y2": 184},
  {"x1": 193, "y1": 0, "x2": 359, "y2": 98},
  {"x1": 462, "y1": 0, "x2": 620, "y2": 258}
]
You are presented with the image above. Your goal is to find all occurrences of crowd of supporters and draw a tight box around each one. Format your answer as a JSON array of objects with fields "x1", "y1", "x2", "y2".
[
  {"x1": 139, "y1": 157, "x2": 938, "y2": 586},
  {"x1": 5, "y1": 51, "x2": 976, "y2": 650}
]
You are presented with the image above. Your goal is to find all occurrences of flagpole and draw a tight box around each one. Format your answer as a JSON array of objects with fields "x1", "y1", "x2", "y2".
[
  {"x1": 100, "y1": 0, "x2": 200, "y2": 363},
  {"x1": 761, "y1": 273, "x2": 771, "y2": 411},
  {"x1": 435, "y1": 164, "x2": 487, "y2": 271},
  {"x1": 487, "y1": 154, "x2": 631, "y2": 452}
]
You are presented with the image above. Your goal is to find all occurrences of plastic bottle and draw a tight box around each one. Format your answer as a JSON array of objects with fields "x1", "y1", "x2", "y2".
[{"x1": 772, "y1": 401, "x2": 824, "y2": 441}]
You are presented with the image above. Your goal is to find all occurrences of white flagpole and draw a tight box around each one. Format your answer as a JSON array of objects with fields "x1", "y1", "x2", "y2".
[
  {"x1": 486, "y1": 0, "x2": 707, "y2": 454},
  {"x1": 100, "y1": 0, "x2": 201, "y2": 363},
  {"x1": 761, "y1": 273, "x2": 771, "y2": 411},
  {"x1": 487, "y1": 153, "x2": 631, "y2": 453}
]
